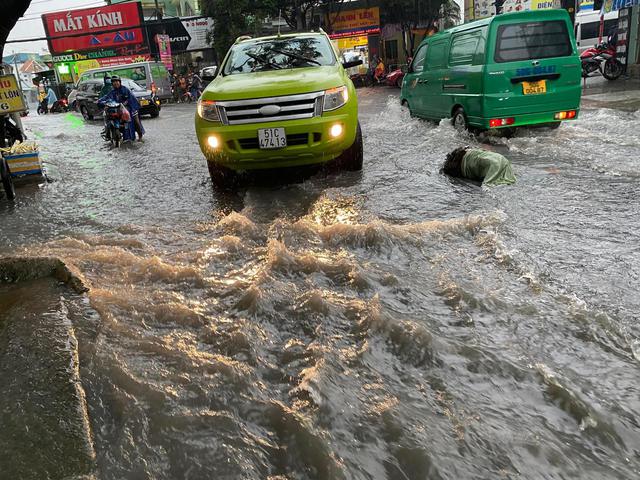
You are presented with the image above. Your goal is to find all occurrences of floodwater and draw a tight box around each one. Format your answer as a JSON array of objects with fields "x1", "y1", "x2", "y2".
[{"x1": 1, "y1": 90, "x2": 639, "y2": 479}]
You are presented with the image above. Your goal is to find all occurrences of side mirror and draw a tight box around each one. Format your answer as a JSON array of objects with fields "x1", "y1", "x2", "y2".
[{"x1": 342, "y1": 59, "x2": 363, "y2": 69}]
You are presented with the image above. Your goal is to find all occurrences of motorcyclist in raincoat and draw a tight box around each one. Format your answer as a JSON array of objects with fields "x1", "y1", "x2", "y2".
[{"x1": 98, "y1": 75, "x2": 144, "y2": 141}]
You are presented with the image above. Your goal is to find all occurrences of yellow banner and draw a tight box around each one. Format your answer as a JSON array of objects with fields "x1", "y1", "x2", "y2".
[
  {"x1": 76, "y1": 59, "x2": 101, "y2": 76},
  {"x1": 332, "y1": 7, "x2": 380, "y2": 32},
  {"x1": 337, "y1": 35, "x2": 369, "y2": 50},
  {"x1": 0, "y1": 74, "x2": 26, "y2": 114}
]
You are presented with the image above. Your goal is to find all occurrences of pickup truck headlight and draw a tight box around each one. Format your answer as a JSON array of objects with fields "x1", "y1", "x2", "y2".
[
  {"x1": 323, "y1": 86, "x2": 348, "y2": 111},
  {"x1": 197, "y1": 99, "x2": 221, "y2": 122}
]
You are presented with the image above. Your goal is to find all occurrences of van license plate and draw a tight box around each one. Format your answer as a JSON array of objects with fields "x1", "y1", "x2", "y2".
[
  {"x1": 522, "y1": 80, "x2": 546, "y2": 95},
  {"x1": 258, "y1": 128, "x2": 287, "y2": 149}
]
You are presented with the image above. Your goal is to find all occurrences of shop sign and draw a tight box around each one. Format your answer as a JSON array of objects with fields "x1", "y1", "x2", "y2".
[
  {"x1": 42, "y1": 2, "x2": 144, "y2": 55},
  {"x1": 0, "y1": 75, "x2": 26, "y2": 114},
  {"x1": 331, "y1": 7, "x2": 380, "y2": 34},
  {"x1": 146, "y1": 16, "x2": 214, "y2": 54},
  {"x1": 76, "y1": 54, "x2": 152, "y2": 76},
  {"x1": 51, "y1": 44, "x2": 149, "y2": 63},
  {"x1": 337, "y1": 36, "x2": 369, "y2": 50}
]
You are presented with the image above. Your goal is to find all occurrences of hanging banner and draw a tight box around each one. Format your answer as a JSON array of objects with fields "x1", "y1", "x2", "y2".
[
  {"x1": 42, "y1": 2, "x2": 145, "y2": 55},
  {"x1": 155, "y1": 34, "x2": 173, "y2": 70},
  {"x1": 75, "y1": 54, "x2": 152, "y2": 76}
]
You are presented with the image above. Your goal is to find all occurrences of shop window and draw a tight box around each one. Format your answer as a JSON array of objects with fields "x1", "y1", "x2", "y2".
[{"x1": 449, "y1": 31, "x2": 481, "y2": 66}]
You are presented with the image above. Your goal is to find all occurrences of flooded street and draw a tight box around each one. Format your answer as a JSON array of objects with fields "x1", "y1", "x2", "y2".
[{"x1": 1, "y1": 88, "x2": 639, "y2": 479}]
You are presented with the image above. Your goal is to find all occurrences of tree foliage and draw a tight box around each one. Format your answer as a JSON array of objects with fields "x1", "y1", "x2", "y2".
[
  {"x1": 0, "y1": 0, "x2": 32, "y2": 58},
  {"x1": 201, "y1": 0, "x2": 346, "y2": 60},
  {"x1": 381, "y1": 0, "x2": 460, "y2": 57}
]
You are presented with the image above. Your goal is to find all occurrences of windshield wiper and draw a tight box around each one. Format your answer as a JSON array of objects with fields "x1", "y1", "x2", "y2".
[
  {"x1": 245, "y1": 52, "x2": 282, "y2": 70},
  {"x1": 271, "y1": 48, "x2": 321, "y2": 66}
]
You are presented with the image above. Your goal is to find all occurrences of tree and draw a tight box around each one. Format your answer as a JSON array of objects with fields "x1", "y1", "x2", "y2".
[
  {"x1": 381, "y1": 0, "x2": 460, "y2": 58},
  {"x1": 202, "y1": 0, "x2": 346, "y2": 61},
  {"x1": 0, "y1": 0, "x2": 32, "y2": 59}
]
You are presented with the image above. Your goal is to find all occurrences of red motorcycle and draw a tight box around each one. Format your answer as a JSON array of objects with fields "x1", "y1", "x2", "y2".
[
  {"x1": 580, "y1": 39, "x2": 624, "y2": 81},
  {"x1": 385, "y1": 68, "x2": 405, "y2": 88}
]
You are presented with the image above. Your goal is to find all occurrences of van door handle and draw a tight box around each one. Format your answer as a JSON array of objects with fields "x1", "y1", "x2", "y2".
[{"x1": 417, "y1": 79, "x2": 428, "y2": 84}]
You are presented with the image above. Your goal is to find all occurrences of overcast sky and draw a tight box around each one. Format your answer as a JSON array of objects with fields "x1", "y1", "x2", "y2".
[{"x1": 7, "y1": 0, "x2": 107, "y2": 55}]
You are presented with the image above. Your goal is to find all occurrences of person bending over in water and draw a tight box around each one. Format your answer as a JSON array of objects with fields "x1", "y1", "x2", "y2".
[{"x1": 441, "y1": 147, "x2": 516, "y2": 186}]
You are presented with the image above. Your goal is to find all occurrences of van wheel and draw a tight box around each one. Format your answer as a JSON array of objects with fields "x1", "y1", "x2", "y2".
[
  {"x1": 337, "y1": 123, "x2": 363, "y2": 171},
  {"x1": 452, "y1": 107, "x2": 468, "y2": 131},
  {"x1": 401, "y1": 100, "x2": 414, "y2": 117},
  {"x1": 208, "y1": 162, "x2": 238, "y2": 189}
]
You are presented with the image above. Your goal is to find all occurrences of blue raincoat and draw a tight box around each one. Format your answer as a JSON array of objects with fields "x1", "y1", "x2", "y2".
[{"x1": 98, "y1": 85, "x2": 144, "y2": 141}]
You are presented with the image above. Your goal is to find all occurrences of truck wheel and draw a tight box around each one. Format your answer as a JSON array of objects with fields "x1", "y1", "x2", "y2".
[
  {"x1": 337, "y1": 123, "x2": 363, "y2": 171},
  {"x1": 452, "y1": 107, "x2": 468, "y2": 131},
  {"x1": 1, "y1": 157, "x2": 15, "y2": 200},
  {"x1": 208, "y1": 162, "x2": 238, "y2": 189}
]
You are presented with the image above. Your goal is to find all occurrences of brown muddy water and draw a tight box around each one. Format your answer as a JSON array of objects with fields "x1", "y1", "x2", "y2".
[{"x1": 1, "y1": 91, "x2": 639, "y2": 479}]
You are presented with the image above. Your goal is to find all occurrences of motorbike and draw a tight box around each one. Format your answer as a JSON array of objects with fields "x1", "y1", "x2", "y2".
[
  {"x1": 50, "y1": 98, "x2": 69, "y2": 113},
  {"x1": 385, "y1": 68, "x2": 405, "y2": 88},
  {"x1": 100, "y1": 101, "x2": 130, "y2": 148},
  {"x1": 580, "y1": 40, "x2": 624, "y2": 80}
]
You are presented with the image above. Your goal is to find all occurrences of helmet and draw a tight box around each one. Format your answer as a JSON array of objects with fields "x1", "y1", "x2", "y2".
[{"x1": 111, "y1": 75, "x2": 121, "y2": 82}]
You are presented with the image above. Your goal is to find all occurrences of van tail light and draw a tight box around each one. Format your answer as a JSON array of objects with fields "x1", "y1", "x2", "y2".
[
  {"x1": 489, "y1": 117, "x2": 515, "y2": 128},
  {"x1": 151, "y1": 81, "x2": 157, "y2": 94},
  {"x1": 555, "y1": 110, "x2": 576, "y2": 120}
]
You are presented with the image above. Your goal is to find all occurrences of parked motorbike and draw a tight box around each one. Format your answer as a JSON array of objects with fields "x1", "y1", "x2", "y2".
[
  {"x1": 37, "y1": 99, "x2": 48, "y2": 115},
  {"x1": 50, "y1": 98, "x2": 69, "y2": 113},
  {"x1": 100, "y1": 101, "x2": 130, "y2": 148},
  {"x1": 385, "y1": 68, "x2": 405, "y2": 88},
  {"x1": 580, "y1": 40, "x2": 624, "y2": 81}
]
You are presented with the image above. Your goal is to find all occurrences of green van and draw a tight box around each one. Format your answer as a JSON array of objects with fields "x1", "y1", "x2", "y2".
[{"x1": 400, "y1": 9, "x2": 582, "y2": 130}]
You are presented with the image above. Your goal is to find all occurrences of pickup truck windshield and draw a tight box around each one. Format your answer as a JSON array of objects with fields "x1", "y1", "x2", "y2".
[{"x1": 224, "y1": 36, "x2": 336, "y2": 75}]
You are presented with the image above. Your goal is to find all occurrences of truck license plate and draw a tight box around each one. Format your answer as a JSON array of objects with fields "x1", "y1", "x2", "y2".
[
  {"x1": 258, "y1": 128, "x2": 286, "y2": 149},
  {"x1": 522, "y1": 80, "x2": 546, "y2": 95}
]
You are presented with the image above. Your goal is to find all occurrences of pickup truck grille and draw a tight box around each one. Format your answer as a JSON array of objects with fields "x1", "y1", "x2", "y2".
[{"x1": 217, "y1": 91, "x2": 324, "y2": 126}]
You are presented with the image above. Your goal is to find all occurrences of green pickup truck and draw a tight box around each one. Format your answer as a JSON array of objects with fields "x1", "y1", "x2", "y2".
[{"x1": 195, "y1": 31, "x2": 363, "y2": 186}]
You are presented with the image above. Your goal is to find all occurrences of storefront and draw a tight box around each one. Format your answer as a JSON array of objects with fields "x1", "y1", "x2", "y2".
[
  {"x1": 327, "y1": 7, "x2": 381, "y2": 71},
  {"x1": 145, "y1": 16, "x2": 215, "y2": 73},
  {"x1": 41, "y1": 2, "x2": 151, "y2": 84}
]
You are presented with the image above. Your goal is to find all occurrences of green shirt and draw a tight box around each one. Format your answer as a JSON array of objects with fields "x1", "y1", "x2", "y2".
[{"x1": 461, "y1": 149, "x2": 516, "y2": 186}]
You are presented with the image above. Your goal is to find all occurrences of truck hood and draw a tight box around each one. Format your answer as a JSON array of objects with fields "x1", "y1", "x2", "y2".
[{"x1": 203, "y1": 66, "x2": 345, "y2": 101}]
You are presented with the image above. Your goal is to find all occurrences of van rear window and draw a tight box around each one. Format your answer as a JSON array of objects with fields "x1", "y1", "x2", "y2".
[{"x1": 494, "y1": 21, "x2": 572, "y2": 63}]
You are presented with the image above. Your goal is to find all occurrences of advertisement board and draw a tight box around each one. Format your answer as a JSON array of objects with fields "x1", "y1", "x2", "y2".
[
  {"x1": 42, "y1": 2, "x2": 144, "y2": 55},
  {"x1": 0, "y1": 75, "x2": 26, "y2": 114},
  {"x1": 75, "y1": 54, "x2": 152, "y2": 76},
  {"x1": 155, "y1": 34, "x2": 173, "y2": 70},
  {"x1": 146, "y1": 17, "x2": 214, "y2": 54},
  {"x1": 330, "y1": 7, "x2": 380, "y2": 37}
]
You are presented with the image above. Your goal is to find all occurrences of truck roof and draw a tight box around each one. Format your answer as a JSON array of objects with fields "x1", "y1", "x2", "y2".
[{"x1": 235, "y1": 31, "x2": 325, "y2": 44}]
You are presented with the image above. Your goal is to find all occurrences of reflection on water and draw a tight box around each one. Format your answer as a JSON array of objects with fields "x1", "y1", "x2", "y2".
[{"x1": 1, "y1": 98, "x2": 640, "y2": 479}]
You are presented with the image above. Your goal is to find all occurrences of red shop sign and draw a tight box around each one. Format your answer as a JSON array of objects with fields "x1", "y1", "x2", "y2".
[{"x1": 42, "y1": 2, "x2": 144, "y2": 55}]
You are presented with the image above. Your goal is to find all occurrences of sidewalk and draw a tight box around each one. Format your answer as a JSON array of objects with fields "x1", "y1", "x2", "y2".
[{"x1": 581, "y1": 76, "x2": 640, "y2": 111}]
